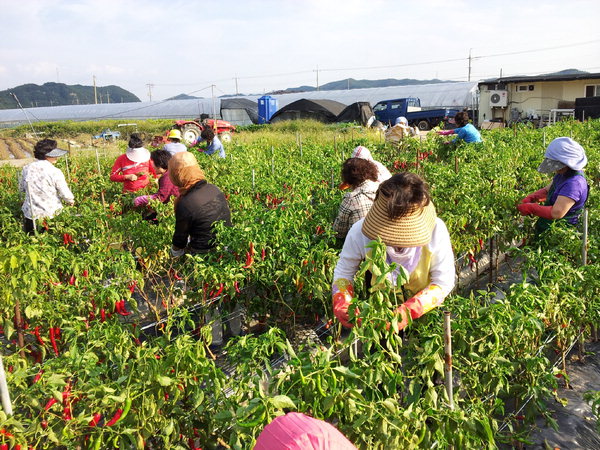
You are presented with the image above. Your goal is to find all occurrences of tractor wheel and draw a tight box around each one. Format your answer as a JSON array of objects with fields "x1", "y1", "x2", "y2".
[
  {"x1": 417, "y1": 120, "x2": 430, "y2": 131},
  {"x1": 219, "y1": 132, "x2": 232, "y2": 143},
  {"x1": 180, "y1": 124, "x2": 202, "y2": 145}
]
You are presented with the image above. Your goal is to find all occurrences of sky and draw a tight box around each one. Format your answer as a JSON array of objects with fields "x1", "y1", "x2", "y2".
[{"x1": 1, "y1": 0, "x2": 599, "y2": 102}]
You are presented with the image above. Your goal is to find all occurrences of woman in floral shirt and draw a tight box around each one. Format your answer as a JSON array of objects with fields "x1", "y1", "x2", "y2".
[{"x1": 19, "y1": 139, "x2": 74, "y2": 233}]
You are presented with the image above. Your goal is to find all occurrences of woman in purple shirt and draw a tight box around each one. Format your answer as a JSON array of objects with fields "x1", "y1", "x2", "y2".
[{"x1": 517, "y1": 137, "x2": 589, "y2": 234}]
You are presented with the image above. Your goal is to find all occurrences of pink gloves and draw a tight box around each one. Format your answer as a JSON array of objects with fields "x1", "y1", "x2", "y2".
[
  {"x1": 437, "y1": 130, "x2": 454, "y2": 136},
  {"x1": 133, "y1": 195, "x2": 149, "y2": 207},
  {"x1": 517, "y1": 203, "x2": 553, "y2": 219},
  {"x1": 520, "y1": 188, "x2": 548, "y2": 204}
]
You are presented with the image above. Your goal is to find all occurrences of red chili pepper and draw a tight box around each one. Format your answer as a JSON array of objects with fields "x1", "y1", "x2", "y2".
[
  {"x1": 214, "y1": 283, "x2": 224, "y2": 298},
  {"x1": 105, "y1": 408, "x2": 123, "y2": 427},
  {"x1": 316, "y1": 225, "x2": 324, "y2": 235},
  {"x1": 234, "y1": 281, "x2": 241, "y2": 294},
  {"x1": 100, "y1": 309, "x2": 106, "y2": 322},
  {"x1": 242, "y1": 252, "x2": 253, "y2": 269},
  {"x1": 261, "y1": 248, "x2": 266, "y2": 260},
  {"x1": 49, "y1": 328, "x2": 59, "y2": 356},
  {"x1": 34, "y1": 326, "x2": 45, "y2": 346},
  {"x1": 164, "y1": 392, "x2": 169, "y2": 401},
  {"x1": 63, "y1": 233, "x2": 69, "y2": 246},
  {"x1": 44, "y1": 397, "x2": 58, "y2": 411},
  {"x1": 478, "y1": 238, "x2": 484, "y2": 250},
  {"x1": 128, "y1": 281, "x2": 137, "y2": 294},
  {"x1": 249, "y1": 241, "x2": 255, "y2": 255},
  {"x1": 0, "y1": 429, "x2": 13, "y2": 438},
  {"x1": 32, "y1": 369, "x2": 44, "y2": 384},
  {"x1": 1, "y1": 443, "x2": 8, "y2": 450},
  {"x1": 116, "y1": 300, "x2": 131, "y2": 316},
  {"x1": 82, "y1": 269, "x2": 89, "y2": 278},
  {"x1": 54, "y1": 327, "x2": 61, "y2": 340},
  {"x1": 69, "y1": 275, "x2": 76, "y2": 286},
  {"x1": 88, "y1": 413, "x2": 102, "y2": 427}
]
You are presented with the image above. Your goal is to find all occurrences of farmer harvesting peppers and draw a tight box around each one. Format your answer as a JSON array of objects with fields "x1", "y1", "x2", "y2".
[
  {"x1": 517, "y1": 137, "x2": 589, "y2": 234},
  {"x1": 168, "y1": 151, "x2": 231, "y2": 257},
  {"x1": 332, "y1": 173, "x2": 455, "y2": 330}
]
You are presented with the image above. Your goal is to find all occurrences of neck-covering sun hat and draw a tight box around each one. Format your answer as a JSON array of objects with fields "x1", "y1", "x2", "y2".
[
  {"x1": 351, "y1": 145, "x2": 373, "y2": 161},
  {"x1": 362, "y1": 193, "x2": 437, "y2": 247},
  {"x1": 168, "y1": 151, "x2": 205, "y2": 196},
  {"x1": 253, "y1": 412, "x2": 357, "y2": 450},
  {"x1": 537, "y1": 137, "x2": 587, "y2": 173},
  {"x1": 126, "y1": 146, "x2": 151, "y2": 164},
  {"x1": 395, "y1": 116, "x2": 408, "y2": 126}
]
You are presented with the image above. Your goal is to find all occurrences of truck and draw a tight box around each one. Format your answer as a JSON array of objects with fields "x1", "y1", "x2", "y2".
[{"x1": 372, "y1": 97, "x2": 460, "y2": 131}]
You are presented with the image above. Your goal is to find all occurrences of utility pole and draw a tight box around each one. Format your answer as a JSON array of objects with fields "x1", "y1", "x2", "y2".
[
  {"x1": 234, "y1": 76, "x2": 239, "y2": 95},
  {"x1": 146, "y1": 83, "x2": 154, "y2": 101},
  {"x1": 93, "y1": 75, "x2": 98, "y2": 104},
  {"x1": 315, "y1": 65, "x2": 320, "y2": 91},
  {"x1": 468, "y1": 48, "x2": 472, "y2": 82},
  {"x1": 347, "y1": 78, "x2": 350, "y2": 90},
  {"x1": 211, "y1": 84, "x2": 216, "y2": 119},
  {"x1": 106, "y1": 91, "x2": 110, "y2": 103}
]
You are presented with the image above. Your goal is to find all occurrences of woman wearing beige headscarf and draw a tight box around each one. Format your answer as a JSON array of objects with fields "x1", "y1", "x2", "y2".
[{"x1": 168, "y1": 152, "x2": 231, "y2": 256}]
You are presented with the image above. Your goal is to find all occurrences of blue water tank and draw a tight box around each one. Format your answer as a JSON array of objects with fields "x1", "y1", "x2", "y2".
[{"x1": 258, "y1": 95, "x2": 278, "y2": 124}]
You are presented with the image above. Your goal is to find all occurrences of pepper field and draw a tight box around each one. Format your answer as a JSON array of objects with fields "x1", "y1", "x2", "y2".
[{"x1": 0, "y1": 119, "x2": 599, "y2": 449}]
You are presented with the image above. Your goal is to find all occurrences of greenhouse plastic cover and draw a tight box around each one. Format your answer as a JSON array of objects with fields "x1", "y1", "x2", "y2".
[{"x1": 0, "y1": 81, "x2": 477, "y2": 126}]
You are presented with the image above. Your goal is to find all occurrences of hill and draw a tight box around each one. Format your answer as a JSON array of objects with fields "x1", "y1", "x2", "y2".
[
  {"x1": 268, "y1": 77, "x2": 457, "y2": 94},
  {"x1": 0, "y1": 83, "x2": 140, "y2": 109}
]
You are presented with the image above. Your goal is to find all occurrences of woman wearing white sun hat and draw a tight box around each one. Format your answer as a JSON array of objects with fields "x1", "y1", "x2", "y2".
[
  {"x1": 517, "y1": 137, "x2": 589, "y2": 234},
  {"x1": 332, "y1": 172, "x2": 455, "y2": 330}
]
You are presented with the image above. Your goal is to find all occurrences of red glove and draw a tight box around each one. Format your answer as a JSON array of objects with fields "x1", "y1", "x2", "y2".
[
  {"x1": 437, "y1": 130, "x2": 454, "y2": 136},
  {"x1": 517, "y1": 203, "x2": 553, "y2": 219},
  {"x1": 520, "y1": 188, "x2": 548, "y2": 204},
  {"x1": 333, "y1": 292, "x2": 352, "y2": 328}
]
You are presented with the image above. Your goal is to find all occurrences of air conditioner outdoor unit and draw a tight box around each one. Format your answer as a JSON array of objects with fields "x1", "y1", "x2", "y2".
[{"x1": 489, "y1": 90, "x2": 508, "y2": 108}]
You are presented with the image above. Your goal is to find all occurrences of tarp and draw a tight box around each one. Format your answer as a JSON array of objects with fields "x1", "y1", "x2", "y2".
[
  {"x1": 220, "y1": 98, "x2": 259, "y2": 125},
  {"x1": 336, "y1": 102, "x2": 374, "y2": 126},
  {"x1": 269, "y1": 99, "x2": 346, "y2": 123}
]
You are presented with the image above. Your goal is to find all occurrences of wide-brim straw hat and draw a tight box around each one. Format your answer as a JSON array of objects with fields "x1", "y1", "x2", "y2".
[{"x1": 362, "y1": 195, "x2": 437, "y2": 247}]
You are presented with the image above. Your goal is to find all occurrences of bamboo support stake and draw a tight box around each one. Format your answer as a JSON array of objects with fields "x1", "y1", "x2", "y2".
[
  {"x1": 0, "y1": 355, "x2": 13, "y2": 415},
  {"x1": 443, "y1": 311, "x2": 454, "y2": 409},
  {"x1": 582, "y1": 209, "x2": 588, "y2": 266},
  {"x1": 543, "y1": 129, "x2": 546, "y2": 147},
  {"x1": 64, "y1": 153, "x2": 71, "y2": 182},
  {"x1": 14, "y1": 300, "x2": 25, "y2": 359},
  {"x1": 252, "y1": 169, "x2": 255, "y2": 191},
  {"x1": 489, "y1": 236, "x2": 494, "y2": 286},
  {"x1": 454, "y1": 155, "x2": 459, "y2": 173}
]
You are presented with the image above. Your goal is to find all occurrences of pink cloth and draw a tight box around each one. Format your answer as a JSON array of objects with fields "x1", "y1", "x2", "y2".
[{"x1": 254, "y1": 413, "x2": 357, "y2": 450}]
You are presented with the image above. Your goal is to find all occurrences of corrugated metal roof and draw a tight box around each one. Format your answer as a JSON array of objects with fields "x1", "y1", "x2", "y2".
[
  {"x1": 0, "y1": 81, "x2": 478, "y2": 125},
  {"x1": 479, "y1": 72, "x2": 600, "y2": 85}
]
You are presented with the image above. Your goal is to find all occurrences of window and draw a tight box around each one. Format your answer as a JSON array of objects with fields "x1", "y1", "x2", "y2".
[
  {"x1": 585, "y1": 85, "x2": 600, "y2": 97},
  {"x1": 373, "y1": 103, "x2": 387, "y2": 112},
  {"x1": 518, "y1": 85, "x2": 527, "y2": 91},
  {"x1": 390, "y1": 101, "x2": 404, "y2": 110}
]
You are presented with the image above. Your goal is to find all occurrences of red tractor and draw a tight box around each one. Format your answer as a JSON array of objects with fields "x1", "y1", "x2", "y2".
[{"x1": 152, "y1": 118, "x2": 236, "y2": 147}]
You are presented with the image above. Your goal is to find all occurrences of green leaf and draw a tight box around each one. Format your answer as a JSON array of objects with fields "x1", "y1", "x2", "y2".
[
  {"x1": 156, "y1": 375, "x2": 173, "y2": 386},
  {"x1": 333, "y1": 366, "x2": 360, "y2": 379},
  {"x1": 270, "y1": 395, "x2": 296, "y2": 410}
]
